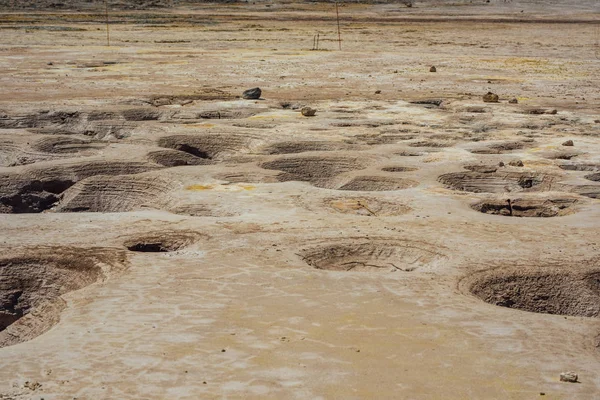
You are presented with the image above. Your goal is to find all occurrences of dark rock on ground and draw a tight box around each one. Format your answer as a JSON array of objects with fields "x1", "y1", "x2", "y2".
[
  {"x1": 483, "y1": 92, "x2": 499, "y2": 103},
  {"x1": 301, "y1": 107, "x2": 317, "y2": 117},
  {"x1": 509, "y1": 160, "x2": 524, "y2": 167},
  {"x1": 242, "y1": 87, "x2": 261, "y2": 100}
]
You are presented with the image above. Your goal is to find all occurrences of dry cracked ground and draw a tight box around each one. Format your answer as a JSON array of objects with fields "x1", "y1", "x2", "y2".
[{"x1": 0, "y1": 0, "x2": 600, "y2": 398}]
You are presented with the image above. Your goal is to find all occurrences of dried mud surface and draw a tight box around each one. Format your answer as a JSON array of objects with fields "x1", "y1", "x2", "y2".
[{"x1": 0, "y1": 1, "x2": 600, "y2": 399}]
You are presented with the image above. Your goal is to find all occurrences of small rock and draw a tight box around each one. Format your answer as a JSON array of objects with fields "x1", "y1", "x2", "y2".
[
  {"x1": 509, "y1": 160, "x2": 524, "y2": 167},
  {"x1": 152, "y1": 97, "x2": 171, "y2": 107},
  {"x1": 242, "y1": 87, "x2": 261, "y2": 100},
  {"x1": 560, "y1": 372, "x2": 578, "y2": 383},
  {"x1": 47, "y1": 62, "x2": 53, "y2": 66},
  {"x1": 498, "y1": 161, "x2": 505, "y2": 167},
  {"x1": 483, "y1": 92, "x2": 499, "y2": 103},
  {"x1": 375, "y1": 90, "x2": 381, "y2": 94},
  {"x1": 429, "y1": 66, "x2": 437, "y2": 73},
  {"x1": 562, "y1": 140, "x2": 574, "y2": 146},
  {"x1": 301, "y1": 107, "x2": 317, "y2": 117},
  {"x1": 548, "y1": 109, "x2": 558, "y2": 115},
  {"x1": 594, "y1": 119, "x2": 600, "y2": 124},
  {"x1": 509, "y1": 98, "x2": 518, "y2": 104}
]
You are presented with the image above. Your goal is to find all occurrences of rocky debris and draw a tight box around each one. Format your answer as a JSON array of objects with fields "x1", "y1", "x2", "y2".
[
  {"x1": 301, "y1": 107, "x2": 317, "y2": 117},
  {"x1": 375, "y1": 90, "x2": 381, "y2": 94},
  {"x1": 526, "y1": 108, "x2": 557, "y2": 115},
  {"x1": 280, "y1": 101, "x2": 302, "y2": 110},
  {"x1": 509, "y1": 160, "x2": 524, "y2": 167},
  {"x1": 24, "y1": 381, "x2": 41, "y2": 391},
  {"x1": 560, "y1": 372, "x2": 578, "y2": 383},
  {"x1": 509, "y1": 98, "x2": 518, "y2": 104},
  {"x1": 429, "y1": 66, "x2": 437, "y2": 72},
  {"x1": 498, "y1": 161, "x2": 505, "y2": 167},
  {"x1": 482, "y1": 92, "x2": 499, "y2": 103},
  {"x1": 410, "y1": 99, "x2": 443, "y2": 107},
  {"x1": 242, "y1": 87, "x2": 261, "y2": 100},
  {"x1": 562, "y1": 140, "x2": 574, "y2": 146}
]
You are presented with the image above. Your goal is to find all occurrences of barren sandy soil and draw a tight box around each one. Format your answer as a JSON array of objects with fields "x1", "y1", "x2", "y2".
[{"x1": 0, "y1": 0, "x2": 599, "y2": 398}]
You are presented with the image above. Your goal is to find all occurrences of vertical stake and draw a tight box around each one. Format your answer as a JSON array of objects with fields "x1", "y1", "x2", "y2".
[
  {"x1": 335, "y1": 1, "x2": 341, "y2": 50},
  {"x1": 104, "y1": 0, "x2": 110, "y2": 46}
]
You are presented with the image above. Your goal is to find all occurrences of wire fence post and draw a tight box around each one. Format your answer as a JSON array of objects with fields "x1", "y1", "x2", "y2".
[
  {"x1": 335, "y1": 1, "x2": 341, "y2": 50},
  {"x1": 104, "y1": 0, "x2": 110, "y2": 46}
]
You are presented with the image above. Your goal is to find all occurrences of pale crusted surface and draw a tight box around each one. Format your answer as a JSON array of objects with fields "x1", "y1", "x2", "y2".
[{"x1": 0, "y1": 1, "x2": 600, "y2": 399}]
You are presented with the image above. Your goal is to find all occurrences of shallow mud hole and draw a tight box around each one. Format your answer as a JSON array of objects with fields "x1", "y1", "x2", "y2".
[
  {"x1": 299, "y1": 241, "x2": 444, "y2": 272},
  {"x1": 438, "y1": 171, "x2": 554, "y2": 193},
  {"x1": 467, "y1": 269, "x2": 600, "y2": 317},
  {"x1": 324, "y1": 197, "x2": 411, "y2": 216},
  {"x1": 472, "y1": 197, "x2": 577, "y2": 217},
  {"x1": 124, "y1": 231, "x2": 202, "y2": 253},
  {"x1": 0, "y1": 248, "x2": 125, "y2": 348},
  {"x1": 56, "y1": 174, "x2": 173, "y2": 213},
  {"x1": 261, "y1": 156, "x2": 368, "y2": 187},
  {"x1": 0, "y1": 161, "x2": 160, "y2": 213},
  {"x1": 381, "y1": 166, "x2": 419, "y2": 172},
  {"x1": 158, "y1": 134, "x2": 251, "y2": 161},
  {"x1": 0, "y1": 178, "x2": 73, "y2": 213},
  {"x1": 260, "y1": 141, "x2": 351, "y2": 154},
  {"x1": 336, "y1": 176, "x2": 418, "y2": 191}
]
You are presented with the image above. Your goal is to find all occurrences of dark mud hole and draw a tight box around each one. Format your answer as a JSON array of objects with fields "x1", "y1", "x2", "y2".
[
  {"x1": 472, "y1": 198, "x2": 577, "y2": 217},
  {"x1": 468, "y1": 269, "x2": 600, "y2": 317}
]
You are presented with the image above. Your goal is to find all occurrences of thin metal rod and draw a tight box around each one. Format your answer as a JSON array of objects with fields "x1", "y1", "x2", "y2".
[
  {"x1": 335, "y1": 1, "x2": 341, "y2": 50},
  {"x1": 104, "y1": 0, "x2": 110, "y2": 46}
]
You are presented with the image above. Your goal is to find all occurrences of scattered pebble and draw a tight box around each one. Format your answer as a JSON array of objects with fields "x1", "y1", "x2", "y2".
[
  {"x1": 562, "y1": 140, "x2": 574, "y2": 146},
  {"x1": 375, "y1": 90, "x2": 381, "y2": 94},
  {"x1": 498, "y1": 161, "x2": 505, "y2": 167},
  {"x1": 429, "y1": 66, "x2": 437, "y2": 72},
  {"x1": 509, "y1": 98, "x2": 518, "y2": 104}
]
